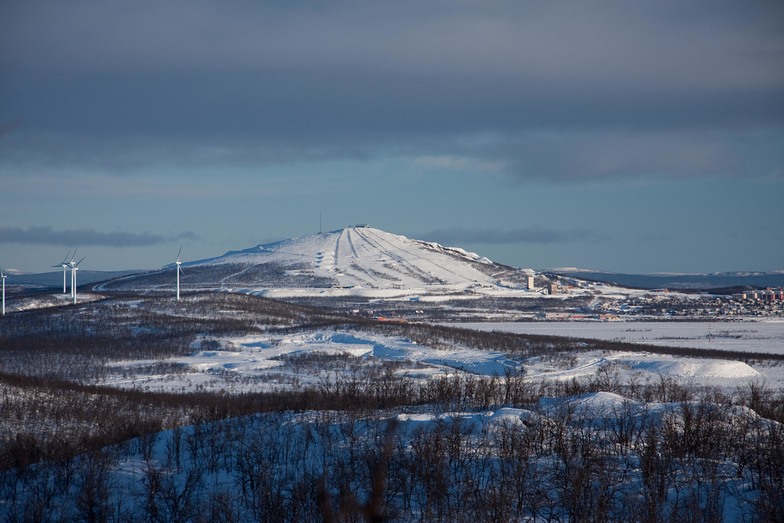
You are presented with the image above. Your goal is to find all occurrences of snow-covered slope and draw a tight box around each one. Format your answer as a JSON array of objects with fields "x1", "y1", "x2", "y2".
[
  {"x1": 207, "y1": 226, "x2": 505, "y2": 288},
  {"x1": 104, "y1": 226, "x2": 537, "y2": 298}
]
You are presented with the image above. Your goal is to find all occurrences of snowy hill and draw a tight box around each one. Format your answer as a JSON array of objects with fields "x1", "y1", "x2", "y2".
[{"x1": 102, "y1": 226, "x2": 538, "y2": 298}]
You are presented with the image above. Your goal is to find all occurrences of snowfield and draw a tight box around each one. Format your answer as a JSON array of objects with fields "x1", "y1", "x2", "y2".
[
  {"x1": 101, "y1": 329, "x2": 522, "y2": 393},
  {"x1": 100, "y1": 325, "x2": 784, "y2": 393},
  {"x1": 523, "y1": 350, "x2": 769, "y2": 386},
  {"x1": 454, "y1": 320, "x2": 784, "y2": 355}
]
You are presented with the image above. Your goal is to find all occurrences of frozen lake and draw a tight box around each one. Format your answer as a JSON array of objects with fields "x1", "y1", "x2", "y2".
[{"x1": 453, "y1": 320, "x2": 784, "y2": 356}]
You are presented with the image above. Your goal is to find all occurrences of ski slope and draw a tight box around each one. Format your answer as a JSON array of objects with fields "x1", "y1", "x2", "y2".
[
  {"x1": 209, "y1": 227, "x2": 500, "y2": 285},
  {"x1": 166, "y1": 226, "x2": 538, "y2": 298}
]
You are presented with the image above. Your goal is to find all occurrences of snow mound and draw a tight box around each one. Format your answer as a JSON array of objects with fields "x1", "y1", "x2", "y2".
[
  {"x1": 539, "y1": 392, "x2": 639, "y2": 417},
  {"x1": 630, "y1": 359, "x2": 760, "y2": 379},
  {"x1": 484, "y1": 407, "x2": 537, "y2": 430}
]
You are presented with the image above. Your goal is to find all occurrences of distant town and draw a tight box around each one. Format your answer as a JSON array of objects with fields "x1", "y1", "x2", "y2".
[{"x1": 571, "y1": 286, "x2": 784, "y2": 320}]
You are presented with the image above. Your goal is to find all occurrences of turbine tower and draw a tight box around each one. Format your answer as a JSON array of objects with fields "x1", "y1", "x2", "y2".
[
  {"x1": 52, "y1": 250, "x2": 71, "y2": 294},
  {"x1": 176, "y1": 245, "x2": 183, "y2": 301},
  {"x1": 1, "y1": 268, "x2": 6, "y2": 316},
  {"x1": 68, "y1": 254, "x2": 85, "y2": 305}
]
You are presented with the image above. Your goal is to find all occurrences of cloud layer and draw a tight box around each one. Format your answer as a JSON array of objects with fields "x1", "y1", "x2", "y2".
[
  {"x1": 1, "y1": 1, "x2": 782, "y2": 273},
  {"x1": 2, "y1": 0, "x2": 782, "y2": 180},
  {"x1": 0, "y1": 226, "x2": 197, "y2": 247}
]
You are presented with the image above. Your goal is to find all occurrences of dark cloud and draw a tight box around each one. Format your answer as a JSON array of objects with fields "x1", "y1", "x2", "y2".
[
  {"x1": 0, "y1": 226, "x2": 198, "y2": 247},
  {"x1": 1, "y1": 1, "x2": 782, "y2": 180},
  {"x1": 482, "y1": 129, "x2": 784, "y2": 181},
  {"x1": 422, "y1": 226, "x2": 610, "y2": 246}
]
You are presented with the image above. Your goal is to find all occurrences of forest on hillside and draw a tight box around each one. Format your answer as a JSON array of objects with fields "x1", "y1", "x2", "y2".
[{"x1": 1, "y1": 293, "x2": 782, "y2": 521}]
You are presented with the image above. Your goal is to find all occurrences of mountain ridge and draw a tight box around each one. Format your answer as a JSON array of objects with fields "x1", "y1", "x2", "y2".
[{"x1": 102, "y1": 226, "x2": 538, "y2": 298}]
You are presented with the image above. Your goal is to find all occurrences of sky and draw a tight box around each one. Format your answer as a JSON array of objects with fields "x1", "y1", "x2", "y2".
[{"x1": 1, "y1": 0, "x2": 783, "y2": 274}]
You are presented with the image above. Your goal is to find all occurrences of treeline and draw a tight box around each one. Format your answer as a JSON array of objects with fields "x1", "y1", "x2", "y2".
[
  {"x1": 0, "y1": 292, "x2": 331, "y2": 341},
  {"x1": 3, "y1": 363, "x2": 784, "y2": 474},
  {"x1": 2, "y1": 390, "x2": 782, "y2": 522},
  {"x1": 367, "y1": 321, "x2": 784, "y2": 364},
  {"x1": 0, "y1": 293, "x2": 354, "y2": 381}
]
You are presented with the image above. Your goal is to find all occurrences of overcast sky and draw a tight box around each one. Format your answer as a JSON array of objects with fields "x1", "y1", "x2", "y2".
[{"x1": 1, "y1": 0, "x2": 783, "y2": 274}]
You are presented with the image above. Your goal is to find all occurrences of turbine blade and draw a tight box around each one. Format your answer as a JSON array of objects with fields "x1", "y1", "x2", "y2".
[
  {"x1": 75, "y1": 256, "x2": 86, "y2": 267},
  {"x1": 177, "y1": 244, "x2": 183, "y2": 262},
  {"x1": 70, "y1": 248, "x2": 78, "y2": 263},
  {"x1": 61, "y1": 250, "x2": 71, "y2": 264}
]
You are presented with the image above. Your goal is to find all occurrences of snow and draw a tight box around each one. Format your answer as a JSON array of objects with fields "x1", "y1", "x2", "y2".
[
  {"x1": 3, "y1": 292, "x2": 105, "y2": 312},
  {"x1": 4, "y1": 394, "x2": 777, "y2": 522},
  {"x1": 626, "y1": 358, "x2": 759, "y2": 379},
  {"x1": 538, "y1": 391, "x2": 639, "y2": 418},
  {"x1": 181, "y1": 226, "x2": 544, "y2": 298},
  {"x1": 521, "y1": 351, "x2": 764, "y2": 384},
  {"x1": 484, "y1": 407, "x2": 536, "y2": 430},
  {"x1": 100, "y1": 323, "x2": 784, "y2": 393},
  {"x1": 455, "y1": 320, "x2": 784, "y2": 355},
  {"x1": 94, "y1": 225, "x2": 684, "y2": 301},
  {"x1": 101, "y1": 329, "x2": 522, "y2": 393},
  {"x1": 449, "y1": 320, "x2": 784, "y2": 388}
]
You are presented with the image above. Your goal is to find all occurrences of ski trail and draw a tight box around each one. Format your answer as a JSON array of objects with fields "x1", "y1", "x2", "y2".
[
  {"x1": 362, "y1": 228, "x2": 477, "y2": 284},
  {"x1": 346, "y1": 227, "x2": 360, "y2": 259},
  {"x1": 343, "y1": 228, "x2": 379, "y2": 285},
  {"x1": 353, "y1": 228, "x2": 436, "y2": 283},
  {"x1": 364, "y1": 228, "x2": 460, "y2": 280},
  {"x1": 220, "y1": 264, "x2": 262, "y2": 286},
  {"x1": 333, "y1": 229, "x2": 342, "y2": 271}
]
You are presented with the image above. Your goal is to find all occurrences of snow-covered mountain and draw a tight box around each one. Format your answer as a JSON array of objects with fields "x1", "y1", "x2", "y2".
[{"x1": 102, "y1": 226, "x2": 537, "y2": 298}]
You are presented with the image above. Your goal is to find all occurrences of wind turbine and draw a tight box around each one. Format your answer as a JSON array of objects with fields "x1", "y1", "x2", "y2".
[
  {"x1": 176, "y1": 245, "x2": 183, "y2": 301},
  {"x1": 68, "y1": 254, "x2": 85, "y2": 305},
  {"x1": 1, "y1": 268, "x2": 6, "y2": 316},
  {"x1": 52, "y1": 250, "x2": 71, "y2": 294}
]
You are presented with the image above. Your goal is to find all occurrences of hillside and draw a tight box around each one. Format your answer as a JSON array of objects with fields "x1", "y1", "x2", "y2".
[
  {"x1": 2, "y1": 292, "x2": 783, "y2": 521},
  {"x1": 101, "y1": 226, "x2": 539, "y2": 298}
]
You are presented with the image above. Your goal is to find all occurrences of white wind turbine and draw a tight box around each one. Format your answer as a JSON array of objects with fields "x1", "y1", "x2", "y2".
[
  {"x1": 52, "y1": 250, "x2": 71, "y2": 294},
  {"x1": 1, "y1": 267, "x2": 6, "y2": 316},
  {"x1": 68, "y1": 253, "x2": 85, "y2": 305},
  {"x1": 176, "y1": 245, "x2": 184, "y2": 301}
]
